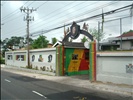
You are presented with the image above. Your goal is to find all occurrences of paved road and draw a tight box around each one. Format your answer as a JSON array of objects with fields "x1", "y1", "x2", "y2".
[{"x1": 1, "y1": 70, "x2": 132, "y2": 100}]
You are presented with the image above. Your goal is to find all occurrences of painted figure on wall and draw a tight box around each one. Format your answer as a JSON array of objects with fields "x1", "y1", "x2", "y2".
[
  {"x1": 32, "y1": 55, "x2": 35, "y2": 62},
  {"x1": 7, "y1": 55, "x2": 12, "y2": 60},
  {"x1": 126, "y1": 64, "x2": 133, "y2": 73},
  {"x1": 16, "y1": 55, "x2": 25, "y2": 61},
  {"x1": 48, "y1": 55, "x2": 52, "y2": 62},
  {"x1": 38, "y1": 55, "x2": 43, "y2": 62}
]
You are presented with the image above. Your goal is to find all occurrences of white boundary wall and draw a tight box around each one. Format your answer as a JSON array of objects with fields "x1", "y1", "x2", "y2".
[
  {"x1": 5, "y1": 48, "x2": 56, "y2": 73},
  {"x1": 96, "y1": 51, "x2": 133, "y2": 85},
  {"x1": 5, "y1": 50, "x2": 27, "y2": 67}
]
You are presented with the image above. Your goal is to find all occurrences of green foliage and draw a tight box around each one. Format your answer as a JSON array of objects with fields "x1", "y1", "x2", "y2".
[
  {"x1": 26, "y1": 64, "x2": 32, "y2": 69},
  {"x1": 31, "y1": 35, "x2": 49, "y2": 49},
  {"x1": 81, "y1": 36, "x2": 88, "y2": 43},
  {"x1": 1, "y1": 36, "x2": 29, "y2": 57},
  {"x1": 2, "y1": 38, "x2": 9, "y2": 52},
  {"x1": 52, "y1": 37, "x2": 57, "y2": 45},
  {"x1": 2, "y1": 36, "x2": 34, "y2": 50},
  {"x1": 123, "y1": 30, "x2": 133, "y2": 34},
  {"x1": 40, "y1": 66, "x2": 46, "y2": 71},
  {"x1": 89, "y1": 28, "x2": 105, "y2": 41},
  {"x1": 0, "y1": 55, "x2": 5, "y2": 64},
  {"x1": 7, "y1": 36, "x2": 24, "y2": 47},
  {"x1": 32, "y1": 66, "x2": 38, "y2": 70},
  {"x1": 0, "y1": 39, "x2": 2, "y2": 44},
  {"x1": 35, "y1": 66, "x2": 38, "y2": 70},
  {"x1": 25, "y1": 37, "x2": 34, "y2": 45}
]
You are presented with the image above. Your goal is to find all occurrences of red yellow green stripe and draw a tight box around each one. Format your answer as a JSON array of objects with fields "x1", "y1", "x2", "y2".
[{"x1": 89, "y1": 41, "x2": 96, "y2": 81}]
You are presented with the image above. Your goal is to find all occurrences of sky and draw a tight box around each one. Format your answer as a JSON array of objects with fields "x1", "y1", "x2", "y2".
[{"x1": 1, "y1": 1, "x2": 133, "y2": 43}]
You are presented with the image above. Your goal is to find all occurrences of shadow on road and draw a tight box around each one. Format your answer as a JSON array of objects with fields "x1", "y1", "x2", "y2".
[
  {"x1": 10, "y1": 76, "x2": 43, "y2": 82},
  {"x1": 46, "y1": 90, "x2": 107, "y2": 100},
  {"x1": 69, "y1": 74, "x2": 89, "y2": 80}
]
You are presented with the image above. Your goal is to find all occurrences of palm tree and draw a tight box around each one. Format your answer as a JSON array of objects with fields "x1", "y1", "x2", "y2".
[{"x1": 81, "y1": 36, "x2": 88, "y2": 43}]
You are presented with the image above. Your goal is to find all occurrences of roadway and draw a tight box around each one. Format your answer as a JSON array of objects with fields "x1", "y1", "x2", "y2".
[{"x1": 1, "y1": 70, "x2": 132, "y2": 100}]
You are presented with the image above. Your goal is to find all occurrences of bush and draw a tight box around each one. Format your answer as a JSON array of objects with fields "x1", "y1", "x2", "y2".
[
  {"x1": 32, "y1": 66, "x2": 38, "y2": 70},
  {"x1": 26, "y1": 64, "x2": 32, "y2": 69},
  {"x1": 40, "y1": 66, "x2": 46, "y2": 71}
]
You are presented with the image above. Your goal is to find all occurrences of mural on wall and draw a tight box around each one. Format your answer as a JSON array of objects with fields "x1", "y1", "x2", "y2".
[
  {"x1": 40, "y1": 65, "x2": 55, "y2": 72},
  {"x1": 32, "y1": 55, "x2": 35, "y2": 62},
  {"x1": 38, "y1": 55, "x2": 43, "y2": 62},
  {"x1": 7, "y1": 55, "x2": 13, "y2": 60},
  {"x1": 31, "y1": 53, "x2": 55, "y2": 72},
  {"x1": 126, "y1": 64, "x2": 133, "y2": 73},
  {"x1": 65, "y1": 48, "x2": 89, "y2": 76},
  {"x1": 48, "y1": 54, "x2": 52, "y2": 62},
  {"x1": 72, "y1": 54, "x2": 78, "y2": 60},
  {"x1": 16, "y1": 55, "x2": 26, "y2": 61}
]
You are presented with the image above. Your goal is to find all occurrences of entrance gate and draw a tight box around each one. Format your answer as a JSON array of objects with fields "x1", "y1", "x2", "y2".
[
  {"x1": 56, "y1": 22, "x2": 96, "y2": 81},
  {"x1": 65, "y1": 48, "x2": 89, "y2": 76}
]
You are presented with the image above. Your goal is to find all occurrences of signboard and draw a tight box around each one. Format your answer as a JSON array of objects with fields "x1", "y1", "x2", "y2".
[{"x1": 70, "y1": 22, "x2": 80, "y2": 39}]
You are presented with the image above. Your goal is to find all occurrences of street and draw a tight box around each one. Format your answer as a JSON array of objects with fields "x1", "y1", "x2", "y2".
[{"x1": 1, "y1": 70, "x2": 132, "y2": 100}]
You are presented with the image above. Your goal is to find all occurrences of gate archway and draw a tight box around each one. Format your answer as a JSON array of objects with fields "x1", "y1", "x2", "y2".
[
  {"x1": 56, "y1": 22, "x2": 96, "y2": 81},
  {"x1": 62, "y1": 22, "x2": 93, "y2": 42}
]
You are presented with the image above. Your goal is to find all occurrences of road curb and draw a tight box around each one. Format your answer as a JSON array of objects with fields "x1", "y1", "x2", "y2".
[{"x1": 3, "y1": 65, "x2": 55, "y2": 76}]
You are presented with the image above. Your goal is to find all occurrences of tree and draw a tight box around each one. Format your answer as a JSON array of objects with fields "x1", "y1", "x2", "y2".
[
  {"x1": 1, "y1": 38, "x2": 10, "y2": 57},
  {"x1": 123, "y1": 30, "x2": 133, "y2": 34},
  {"x1": 89, "y1": 28, "x2": 105, "y2": 41},
  {"x1": 0, "y1": 39, "x2": 2, "y2": 44},
  {"x1": 31, "y1": 35, "x2": 49, "y2": 49},
  {"x1": 6, "y1": 36, "x2": 24, "y2": 47},
  {"x1": 25, "y1": 37, "x2": 34, "y2": 45},
  {"x1": 52, "y1": 37, "x2": 57, "y2": 45},
  {"x1": 1, "y1": 36, "x2": 34, "y2": 57},
  {"x1": 81, "y1": 36, "x2": 88, "y2": 43}
]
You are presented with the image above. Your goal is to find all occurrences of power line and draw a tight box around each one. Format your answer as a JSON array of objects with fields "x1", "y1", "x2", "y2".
[
  {"x1": 28, "y1": 1, "x2": 122, "y2": 35},
  {"x1": 3, "y1": 1, "x2": 47, "y2": 24},
  {"x1": 2, "y1": 0, "x2": 83, "y2": 36},
  {"x1": 26, "y1": 1, "x2": 118, "y2": 33},
  {"x1": 2, "y1": 1, "x2": 48, "y2": 36},
  {"x1": 100, "y1": 15, "x2": 130, "y2": 23},
  {"x1": 73, "y1": 1, "x2": 121, "y2": 19},
  {"x1": 2, "y1": 1, "x2": 29, "y2": 20},
  {"x1": 25, "y1": 0, "x2": 88, "y2": 30},
  {"x1": 75, "y1": 4, "x2": 132, "y2": 23},
  {"x1": 2, "y1": 1, "x2": 52, "y2": 35},
  {"x1": 30, "y1": 1, "x2": 99, "y2": 32},
  {"x1": 3, "y1": 1, "x2": 121, "y2": 38},
  {"x1": 36, "y1": 1, "x2": 48, "y2": 10},
  {"x1": 3, "y1": 1, "x2": 114, "y2": 36},
  {"x1": 2, "y1": 1, "x2": 48, "y2": 23},
  {"x1": 3, "y1": 3, "x2": 121, "y2": 38},
  {"x1": 30, "y1": 4, "x2": 132, "y2": 37},
  {"x1": 2, "y1": 1, "x2": 36, "y2": 22}
]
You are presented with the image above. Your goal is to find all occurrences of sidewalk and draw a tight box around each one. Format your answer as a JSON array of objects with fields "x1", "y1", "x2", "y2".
[{"x1": 1, "y1": 64, "x2": 133, "y2": 97}]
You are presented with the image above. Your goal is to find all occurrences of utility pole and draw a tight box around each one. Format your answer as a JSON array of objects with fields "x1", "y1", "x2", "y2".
[
  {"x1": 20, "y1": 7, "x2": 36, "y2": 67},
  {"x1": 0, "y1": 23, "x2": 4, "y2": 36},
  {"x1": 98, "y1": 21, "x2": 100, "y2": 51},
  {"x1": 41, "y1": 30, "x2": 44, "y2": 48},
  {"x1": 120, "y1": 18, "x2": 122, "y2": 50}
]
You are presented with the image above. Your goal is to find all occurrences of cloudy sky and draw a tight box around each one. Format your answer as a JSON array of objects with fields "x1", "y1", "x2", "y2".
[{"x1": 1, "y1": 1, "x2": 133, "y2": 43}]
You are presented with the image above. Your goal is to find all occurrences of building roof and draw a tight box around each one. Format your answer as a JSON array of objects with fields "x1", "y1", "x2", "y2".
[
  {"x1": 117, "y1": 32, "x2": 133, "y2": 38},
  {"x1": 62, "y1": 42, "x2": 86, "y2": 49},
  {"x1": 52, "y1": 41, "x2": 62, "y2": 47},
  {"x1": 99, "y1": 42, "x2": 119, "y2": 46}
]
